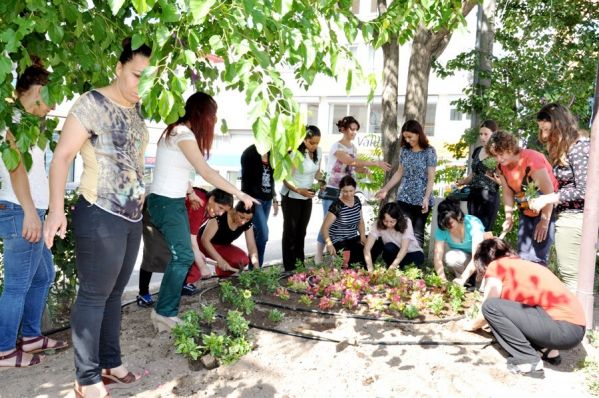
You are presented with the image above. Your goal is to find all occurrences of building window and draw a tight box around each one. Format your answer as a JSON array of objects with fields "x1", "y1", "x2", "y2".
[
  {"x1": 425, "y1": 103, "x2": 437, "y2": 136},
  {"x1": 306, "y1": 104, "x2": 319, "y2": 126},
  {"x1": 370, "y1": 0, "x2": 378, "y2": 13},
  {"x1": 369, "y1": 103, "x2": 382, "y2": 134},
  {"x1": 330, "y1": 103, "x2": 368, "y2": 133},
  {"x1": 450, "y1": 107, "x2": 463, "y2": 121},
  {"x1": 352, "y1": 0, "x2": 360, "y2": 14}
]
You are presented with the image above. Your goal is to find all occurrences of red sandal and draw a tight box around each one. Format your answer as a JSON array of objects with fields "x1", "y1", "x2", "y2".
[
  {"x1": 20, "y1": 336, "x2": 68, "y2": 354},
  {"x1": 0, "y1": 349, "x2": 42, "y2": 368},
  {"x1": 101, "y1": 368, "x2": 142, "y2": 389}
]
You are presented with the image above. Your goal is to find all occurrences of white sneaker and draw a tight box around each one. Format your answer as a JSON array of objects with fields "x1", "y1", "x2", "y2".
[
  {"x1": 507, "y1": 359, "x2": 544, "y2": 376},
  {"x1": 151, "y1": 309, "x2": 182, "y2": 333}
]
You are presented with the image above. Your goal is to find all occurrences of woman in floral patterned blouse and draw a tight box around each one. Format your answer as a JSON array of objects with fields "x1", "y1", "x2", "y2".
[{"x1": 530, "y1": 103, "x2": 590, "y2": 291}]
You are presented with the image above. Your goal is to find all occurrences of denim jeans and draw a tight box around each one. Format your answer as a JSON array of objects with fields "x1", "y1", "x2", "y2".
[
  {"x1": 71, "y1": 197, "x2": 142, "y2": 385},
  {"x1": 252, "y1": 199, "x2": 272, "y2": 266},
  {"x1": 0, "y1": 201, "x2": 55, "y2": 351},
  {"x1": 517, "y1": 211, "x2": 556, "y2": 266},
  {"x1": 317, "y1": 198, "x2": 335, "y2": 244},
  {"x1": 147, "y1": 194, "x2": 194, "y2": 317}
]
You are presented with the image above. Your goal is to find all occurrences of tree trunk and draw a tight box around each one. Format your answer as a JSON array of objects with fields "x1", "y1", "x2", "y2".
[
  {"x1": 403, "y1": 1, "x2": 478, "y2": 124},
  {"x1": 381, "y1": 37, "x2": 400, "y2": 194},
  {"x1": 468, "y1": 0, "x2": 496, "y2": 170}
]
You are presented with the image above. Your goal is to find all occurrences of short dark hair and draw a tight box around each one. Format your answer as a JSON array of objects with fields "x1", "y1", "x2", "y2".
[
  {"x1": 338, "y1": 175, "x2": 357, "y2": 190},
  {"x1": 207, "y1": 188, "x2": 233, "y2": 207},
  {"x1": 485, "y1": 130, "x2": 521, "y2": 156},
  {"x1": 437, "y1": 199, "x2": 464, "y2": 230},
  {"x1": 119, "y1": 37, "x2": 152, "y2": 65},
  {"x1": 473, "y1": 238, "x2": 517, "y2": 280},
  {"x1": 400, "y1": 120, "x2": 429, "y2": 148},
  {"x1": 336, "y1": 116, "x2": 360, "y2": 132},
  {"x1": 377, "y1": 202, "x2": 407, "y2": 233},
  {"x1": 235, "y1": 201, "x2": 255, "y2": 214}
]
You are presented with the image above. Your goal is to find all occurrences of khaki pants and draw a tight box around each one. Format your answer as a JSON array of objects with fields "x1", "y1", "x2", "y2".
[{"x1": 554, "y1": 212, "x2": 583, "y2": 292}]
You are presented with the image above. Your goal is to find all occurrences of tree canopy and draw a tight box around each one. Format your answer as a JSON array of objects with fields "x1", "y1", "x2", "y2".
[
  {"x1": 437, "y1": 0, "x2": 598, "y2": 154},
  {"x1": 1, "y1": 0, "x2": 466, "y2": 179}
]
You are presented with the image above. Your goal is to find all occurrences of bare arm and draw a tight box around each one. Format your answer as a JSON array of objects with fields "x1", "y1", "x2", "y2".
[
  {"x1": 321, "y1": 212, "x2": 338, "y2": 256},
  {"x1": 179, "y1": 140, "x2": 257, "y2": 209},
  {"x1": 363, "y1": 234, "x2": 377, "y2": 272},
  {"x1": 43, "y1": 114, "x2": 89, "y2": 248},
  {"x1": 334, "y1": 150, "x2": 391, "y2": 171},
  {"x1": 375, "y1": 165, "x2": 404, "y2": 200},
  {"x1": 5, "y1": 131, "x2": 40, "y2": 242},
  {"x1": 389, "y1": 238, "x2": 410, "y2": 270},
  {"x1": 421, "y1": 165, "x2": 436, "y2": 213},
  {"x1": 463, "y1": 277, "x2": 502, "y2": 331},
  {"x1": 530, "y1": 167, "x2": 556, "y2": 242},
  {"x1": 200, "y1": 219, "x2": 235, "y2": 273},
  {"x1": 499, "y1": 174, "x2": 515, "y2": 237},
  {"x1": 433, "y1": 240, "x2": 448, "y2": 281},
  {"x1": 244, "y1": 228, "x2": 260, "y2": 268},
  {"x1": 190, "y1": 233, "x2": 207, "y2": 270}
]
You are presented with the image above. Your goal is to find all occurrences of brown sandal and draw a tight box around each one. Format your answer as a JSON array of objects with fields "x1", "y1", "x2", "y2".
[
  {"x1": 20, "y1": 336, "x2": 68, "y2": 354},
  {"x1": 101, "y1": 368, "x2": 141, "y2": 389},
  {"x1": 0, "y1": 349, "x2": 42, "y2": 368}
]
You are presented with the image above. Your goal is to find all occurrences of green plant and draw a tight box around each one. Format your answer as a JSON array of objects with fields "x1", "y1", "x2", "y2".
[
  {"x1": 220, "y1": 280, "x2": 236, "y2": 304},
  {"x1": 482, "y1": 157, "x2": 498, "y2": 170},
  {"x1": 226, "y1": 310, "x2": 249, "y2": 337},
  {"x1": 172, "y1": 310, "x2": 203, "y2": 361},
  {"x1": 424, "y1": 272, "x2": 444, "y2": 288},
  {"x1": 402, "y1": 304, "x2": 420, "y2": 319},
  {"x1": 298, "y1": 295, "x2": 313, "y2": 305},
  {"x1": 221, "y1": 336, "x2": 253, "y2": 365},
  {"x1": 199, "y1": 304, "x2": 217, "y2": 325},
  {"x1": 268, "y1": 309, "x2": 285, "y2": 323},
  {"x1": 403, "y1": 266, "x2": 424, "y2": 281},
  {"x1": 428, "y1": 294, "x2": 445, "y2": 316},
  {"x1": 202, "y1": 333, "x2": 227, "y2": 359}
]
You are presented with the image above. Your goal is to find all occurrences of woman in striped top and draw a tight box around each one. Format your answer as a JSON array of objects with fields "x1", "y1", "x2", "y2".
[{"x1": 320, "y1": 176, "x2": 366, "y2": 266}]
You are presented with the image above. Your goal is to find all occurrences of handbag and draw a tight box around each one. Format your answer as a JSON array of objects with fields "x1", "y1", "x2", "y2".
[
  {"x1": 318, "y1": 186, "x2": 340, "y2": 201},
  {"x1": 140, "y1": 204, "x2": 171, "y2": 273},
  {"x1": 447, "y1": 186, "x2": 471, "y2": 201}
]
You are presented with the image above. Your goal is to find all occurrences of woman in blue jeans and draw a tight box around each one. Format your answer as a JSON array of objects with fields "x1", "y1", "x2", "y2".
[
  {"x1": 0, "y1": 62, "x2": 67, "y2": 368},
  {"x1": 240, "y1": 144, "x2": 279, "y2": 267}
]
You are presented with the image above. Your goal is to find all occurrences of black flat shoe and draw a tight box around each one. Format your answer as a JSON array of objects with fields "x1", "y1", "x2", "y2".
[{"x1": 540, "y1": 348, "x2": 562, "y2": 366}]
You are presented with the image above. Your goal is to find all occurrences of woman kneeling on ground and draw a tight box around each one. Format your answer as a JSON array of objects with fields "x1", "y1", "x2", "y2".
[
  {"x1": 363, "y1": 202, "x2": 424, "y2": 272},
  {"x1": 200, "y1": 201, "x2": 260, "y2": 276},
  {"x1": 321, "y1": 175, "x2": 366, "y2": 267},
  {"x1": 433, "y1": 199, "x2": 485, "y2": 285},
  {"x1": 463, "y1": 238, "x2": 585, "y2": 375}
]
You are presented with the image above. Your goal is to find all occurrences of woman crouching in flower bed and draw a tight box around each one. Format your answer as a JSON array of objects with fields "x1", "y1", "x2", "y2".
[
  {"x1": 463, "y1": 238, "x2": 585, "y2": 375},
  {"x1": 363, "y1": 202, "x2": 424, "y2": 272},
  {"x1": 320, "y1": 176, "x2": 366, "y2": 267}
]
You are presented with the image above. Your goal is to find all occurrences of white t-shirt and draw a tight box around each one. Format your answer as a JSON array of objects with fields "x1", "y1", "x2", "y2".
[
  {"x1": 368, "y1": 218, "x2": 422, "y2": 253},
  {"x1": 281, "y1": 147, "x2": 321, "y2": 200},
  {"x1": 150, "y1": 125, "x2": 197, "y2": 198},
  {"x1": 0, "y1": 118, "x2": 49, "y2": 209}
]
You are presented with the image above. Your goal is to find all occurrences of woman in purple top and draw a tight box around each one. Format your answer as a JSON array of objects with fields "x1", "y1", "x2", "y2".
[{"x1": 530, "y1": 103, "x2": 590, "y2": 291}]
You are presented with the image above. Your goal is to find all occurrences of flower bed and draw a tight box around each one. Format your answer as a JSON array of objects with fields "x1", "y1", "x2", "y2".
[{"x1": 285, "y1": 266, "x2": 468, "y2": 319}]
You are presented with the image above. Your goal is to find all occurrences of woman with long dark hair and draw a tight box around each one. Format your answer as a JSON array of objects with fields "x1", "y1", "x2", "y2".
[
  {"x1": 529, "y1": 103, "x2": 589, "y2": 291},
  {"x1": 146, "y1": 92, "x2": 256, "y2": 332},
  {"x1": 376, "y1": 120, "x2": 437, "y2": 248},
  {"x1": 280, "y1": 125, "x2": 322, "y2": 271},
  {"x1": 457, "y1": 120, "x2": 501, "y2": 231}
]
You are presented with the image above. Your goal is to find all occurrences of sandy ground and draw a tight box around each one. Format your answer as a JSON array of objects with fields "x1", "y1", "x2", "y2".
[{"x1": 1, "y1": 286, "x2": 597, "y2": 398}]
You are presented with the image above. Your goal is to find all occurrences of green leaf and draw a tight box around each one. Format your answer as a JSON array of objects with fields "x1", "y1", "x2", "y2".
[
  {"x1": 158, "y1": 91, "x2": 175, "y2": 119},
  {"x1": 220, "y1": 118, "x2": 228, "y2": 134},
  {"x1": 138, "y1": 66, "x2": 157, "y2": 99},
  {"x1": 109, "y1": 0, "x2": 126, "y2": 15},
  {"x1": 184, "y1": 49, "x2": 197, "y2": 65},
  {"x1": 345, "y1": 69, "x2": 352, "y2": 93},
  {"x1": 1, "y1": 147, "x2": 20, "y2": 171},
  {"x1": 159, "y1": 0, "x2": 180, "y2": 22},
  {"x1": 0, "y1": 57, "x2": 11, "y2": 81},
  {"x1": 209, "y1": 35, "x2": 224, "y2": 51},
  {"x1": 156, "y1": 25, "x2": 170, "y2": 47},
  {"x1": 189, "y1": 0, "x2": 216, "y2": 24},
  {"x1": 131, "y1": 0, "x2": 149, "y2": 14},
  {"x1": 131, "y1": 34, "x2": 146, "y2": 50},
  {"x1": 48, "y1": 24, "x2": 64, "y2": 43}
]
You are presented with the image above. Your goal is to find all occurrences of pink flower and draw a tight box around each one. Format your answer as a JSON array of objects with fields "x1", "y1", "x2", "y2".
[{"x1": 319, "y1": 296, "x2": 334, "y2": 310}]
